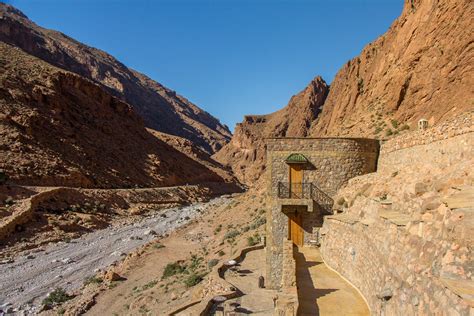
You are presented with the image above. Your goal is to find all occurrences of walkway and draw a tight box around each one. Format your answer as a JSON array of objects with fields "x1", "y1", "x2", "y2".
[
  {"x1": 220, "y1": 247, "x2": 277, "y2": 315},
  {"x1": 295, "y1": 246, "x2": 369, "y2": 316}
]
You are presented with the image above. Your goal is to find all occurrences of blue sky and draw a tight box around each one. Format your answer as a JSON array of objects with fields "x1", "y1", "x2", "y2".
[{"x1": 6, "y1": 0, "x2": 402, "y2": 131}]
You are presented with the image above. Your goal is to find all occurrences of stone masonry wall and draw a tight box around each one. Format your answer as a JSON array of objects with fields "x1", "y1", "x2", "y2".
[
  {"x1": 266, "y1": 137, "x2": 380, "y2": 289},
  {"x1": 321, "y1": 216, "x2": 471, "y2": 315},
  {"x1": 320, "y1": 117, "x2": 473, "y2": 315}
]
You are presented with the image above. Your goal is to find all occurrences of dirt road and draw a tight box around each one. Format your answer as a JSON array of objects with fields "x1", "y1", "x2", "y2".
[{"x1": 0, "y1": 196, "x2": 231, "y2": 314}]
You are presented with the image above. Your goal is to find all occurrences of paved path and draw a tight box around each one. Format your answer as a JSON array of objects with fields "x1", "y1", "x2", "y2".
[
  {"x1": 222, "y1": 248, "x2": 277, "y2": 315},
  {"x1": 295, "y1": 246, "x2": 369, "y2": 316},
  {"x1": 0, "y1": 197, "x2": 230, "y2": 315}
]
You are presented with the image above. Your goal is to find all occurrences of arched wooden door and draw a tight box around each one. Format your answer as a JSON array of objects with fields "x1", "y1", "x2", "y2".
[{"x1": 288, "y1": 210, "x2": 303, "y2": 246}]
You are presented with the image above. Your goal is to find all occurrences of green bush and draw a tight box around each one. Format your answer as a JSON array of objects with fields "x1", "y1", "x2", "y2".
[
  {"x1": 247, "y1": 234, "x2": 260, "y2": 246},
  {"x1": 184, "y1": 273, "x2": 203, "y2": 287},
  {"x1": 84, "y1": 276, "x2": 103, "y2": 286},
  {"x1": 400, "y1": 124, "x2": 410, "y2": 131},
  {"x1": 153, "y1": 243, "x2": 165, "y2": 249},
  {"x1": 142, "y1": 280, "x2": 158, "y2": 290},
  {"x1": 214, "y1": 224, "x2": 222, "y2": 234},
  {"x1": 336, "y1": 197, "x2": 346, "y2": 206},
  {"x1": 42, "y1": 288, "x2": 73, "y2": 308},
  {"x1": 208, "y1": 259, "x2": 219, "y2": 269},
  {"x1": 390, "y1": 119, "x2": 399, "y2": 129},
  {"x1": 188, "y1": 255, "x2": 203, "y2": 272},
  {"x1": 162, "y1": 262, "x2": 185, "y2": 279},
  {"x1": 224, "y1": 229, "x2": 240, "y2": 240},
  {"x1": 385, "y1": 128, "x2": 393, "y2": 136},
  {"x1": 218, "y1": 250, "x2": 225, "y2": 257},
  {"x1": 250, "y1": 217, "x2": 266, "y2": 230}
]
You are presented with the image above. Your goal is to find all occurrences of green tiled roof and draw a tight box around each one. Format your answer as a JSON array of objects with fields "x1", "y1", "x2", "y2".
[{"x1": 285, "y1": 153, "x2": 308, "y2": 164}]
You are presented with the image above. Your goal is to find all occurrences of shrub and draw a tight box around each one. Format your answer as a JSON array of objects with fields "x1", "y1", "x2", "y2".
[
  {"x1": 142, "y1": 280, "x2": 158, "y2": 290},
  {"x1": 374, "y1": 126, "x2": 383, "y2": 134},
  {"x1": 184, "y1": 273, "x2": 203, "y2": 287},
  {"x1": 153, "y1": 243, "x2": 165, "y2": 249},
  {"x1": 390, "y1": 119, "x2": 399, "y2": 129},
  {"x1": 42, "y1": 288, "x2": 73, "y2": 308},
  {"x1": 214, "y1": 224, "x2": 222, "y2": 234},
  {"x1": 84, "y1": 276, "x2": 103, "y2": 286},
  {"x1": 208, "y1": 259, "x2": 219, "y2": 269},
  {"x1": 188, "y1": 255, "x2": 203, "y2": 272},
  {"x1": 385, "y1": 128, "x2": 393, "y2": 136},
  {"x1": 400, "y1": 124, "x2": 410, "y2": 131},
  {"x1": 336, "y1": 197, "x2": 346, "y2": 206},
  {"x1": 224, "y1": 230, "x2": 240, "y2": 240},
  {"x1": 218, "y1": 250, "x2": 225, "y2": 257},
  {"x1": 357, "y1": 78, "x2": 364, "y2": 93},
  {"x1": 247, "y1": 234, "x2": 260, "y2": 246},
  {"x1": 250, "y1": 217, "x2": 266, "y2": 230},
  {"x1": 5, "y1": 196, "x2": 14, "y2": 206},
  {"x1": 162, "y1": 262, "x2": 185, "y2": 279}
]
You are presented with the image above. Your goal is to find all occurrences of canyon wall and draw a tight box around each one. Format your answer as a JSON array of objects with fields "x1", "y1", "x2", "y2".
[
  {"x1": 320, "y1": 113, "x2": 473, "y2": 315},
  {"x1": 0, "y1": 4, "x2": 231, "y2": 154},
  {"x1": 213, "y1": 77, "x2": 329, "y2": 184},
  {"x1": 0, "y1": 42, "x2": 236, "y2": 189},
  {"x1": 215, "y1": 0, "x2": 473, "y2": 185},
  {"x1": 311, "y1": 0, "x2": 473, "y2": 138}
]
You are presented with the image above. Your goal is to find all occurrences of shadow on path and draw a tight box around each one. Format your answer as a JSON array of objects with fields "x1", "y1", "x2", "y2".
[{"x1": 294, "y1": 246, "x2": 338, "y2": 316}]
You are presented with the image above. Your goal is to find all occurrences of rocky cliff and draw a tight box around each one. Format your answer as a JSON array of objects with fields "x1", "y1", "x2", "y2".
[
  {"x1": 213, "y1": 77, "x2": 329, "y2": 184},
  {"x1": 0, "y1": 3, "x2": 231, "y2": 154},
  {"x1": 310, "y1": 0, "x2": 473, "y2": 137},
  {"x1": 216, "y1": 0, "x2": 473, "y2": 185},
  {"x1": 0, "y1": 42, "x2": 236, "y2": 188}
]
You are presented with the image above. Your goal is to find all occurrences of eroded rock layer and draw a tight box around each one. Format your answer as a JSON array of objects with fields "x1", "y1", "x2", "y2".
[
  {"x1": 0, "y1": 3, "x2": 231, "y2": 154},
  {"x1": 0, "y1": 42, "x2": 234, "y2": 188},
  {"x1": 213, "y1": 76, "x2": 329, "y2": 184},
  {"x1": 311, "y1": 0, "x2": 473, "y2": 137}
]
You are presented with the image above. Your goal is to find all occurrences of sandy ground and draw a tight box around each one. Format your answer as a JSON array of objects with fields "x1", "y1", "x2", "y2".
[{"x1": 0, "y1": 196, "x2": 232, "y2": 314}]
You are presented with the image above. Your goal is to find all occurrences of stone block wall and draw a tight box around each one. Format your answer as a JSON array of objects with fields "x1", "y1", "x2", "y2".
[
  {"x1": 266, "y1": 137, "x2": 380, "y2": 289},
  {"x1": 321, "y1": 213, "x2": 471, "y2": 315},
  {"x1": 320, "y1": 116, "x2": 473, "y2": 315},
  {"x1": 266, "y1": 137, "x2": 380, "y2": 197}
]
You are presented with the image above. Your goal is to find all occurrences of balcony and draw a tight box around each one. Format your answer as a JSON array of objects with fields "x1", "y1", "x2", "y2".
[{"x1": 277, "y1": 182, "x2": 334, "y2": 214}]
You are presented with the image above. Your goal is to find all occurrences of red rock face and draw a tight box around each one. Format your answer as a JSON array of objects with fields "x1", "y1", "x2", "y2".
[
  {"x1": 216, "y1": 0, "x2": 473, "y2": 185},
  {"x1": 310, "y1": 0, "x2": 473, "y2": 137},
  {"x1": 0, "y1": 3, "x2": 231, "y2": 154},
  {"x1": 213, "y1": 77, "x2": 329, "y2": 184},
  {"x1": 0, "y1": 43, "x2": 234, "y2": 188}
]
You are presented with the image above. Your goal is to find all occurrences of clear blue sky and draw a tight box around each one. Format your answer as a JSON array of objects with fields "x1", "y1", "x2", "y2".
[{"x1": 7, "y1": 0, "x2": 402, "y2": 131}]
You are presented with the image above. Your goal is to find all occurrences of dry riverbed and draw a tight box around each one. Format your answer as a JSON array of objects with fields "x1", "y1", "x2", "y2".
[{"x1": 0, "y1": 196, "x2": 233, "y2": 315}]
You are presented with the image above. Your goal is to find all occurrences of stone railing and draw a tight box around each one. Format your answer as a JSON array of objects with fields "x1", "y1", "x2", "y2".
[{"x1": 274, "y1": 240, "x2": 298, "y2": 316}]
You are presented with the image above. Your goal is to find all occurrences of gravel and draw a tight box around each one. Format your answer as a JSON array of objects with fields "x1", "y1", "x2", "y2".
[{"x1": 0, "y1": 196, "x2": 230, "y2": 314}]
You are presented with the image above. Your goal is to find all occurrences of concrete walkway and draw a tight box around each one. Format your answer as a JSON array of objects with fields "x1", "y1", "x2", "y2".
[
  {"x1": 295, "y1": 246, "x2": 369, "y2": 316},
  {"x1": 221, "y1": 247, "x2": 277, "y2": 315}
]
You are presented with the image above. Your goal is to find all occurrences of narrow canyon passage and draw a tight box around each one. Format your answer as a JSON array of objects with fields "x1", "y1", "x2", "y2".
[{"x1": 295, "y1": 246, "x2": 369, "y2": 316}]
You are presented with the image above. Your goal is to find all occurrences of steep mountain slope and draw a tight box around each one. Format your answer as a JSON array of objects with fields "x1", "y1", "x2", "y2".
[
  {"x1": 0, "y1": 3, "x2": 231, "y2": 154},
  {"x1": 215, "y1": 0, "x2": 473, "y2": 185},
  {"x1": 310, "y1": 0, "x2": 473, "y2": 137},
  {"x1": 213, "y1": 77, "x2": 329, "y2": 184},
  {"x1": 0, "y1": 42, "x2": 234, "y2": 188}
]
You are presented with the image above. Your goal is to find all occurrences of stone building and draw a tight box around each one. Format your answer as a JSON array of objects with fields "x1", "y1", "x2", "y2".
[{"x1": 265, "y1": 137, "x2": 380, "y2": 289}]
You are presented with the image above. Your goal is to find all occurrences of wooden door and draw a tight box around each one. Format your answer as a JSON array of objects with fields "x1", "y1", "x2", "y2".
[
  {"x1": 288, "y1": 211, "x2": 303, "y2": 246},
  {"x1": 289, "y1": 165, "x2": 303, "y2": 198}
]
